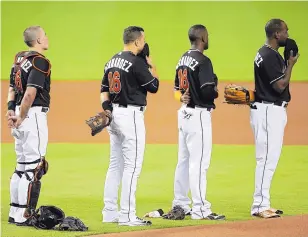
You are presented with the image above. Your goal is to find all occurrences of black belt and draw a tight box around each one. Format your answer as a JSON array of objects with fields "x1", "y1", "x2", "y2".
[
  {"x1": 118, "y1": 104, "x2": 145, "y2": 112},
  {"x1": 255, "y1": 99, "x2": 288, "y2": 108},
  {"x1": 187, "y1": 104, "x2": 212, "y2": 111}
]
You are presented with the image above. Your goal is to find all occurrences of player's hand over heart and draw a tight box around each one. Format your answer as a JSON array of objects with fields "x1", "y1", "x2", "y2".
[{"x1": 180, "y1": 88, "x2": 190, "y2": 104}]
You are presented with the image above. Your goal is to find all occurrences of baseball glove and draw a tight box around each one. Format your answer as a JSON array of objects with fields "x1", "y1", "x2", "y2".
[
  {"x1": 162, "y1": 205, "x2": 185, "y2": 220},
  {"x1": 224, "y1": 84, "x2": 255, "y2": 105},
  {"x1": 58, "y1": 216, "x2": 88, "y2": 231},
  {"x1": 137, "y1": 43, "x2": 151, "y2": 68},
  {"x1": 85, "y1": 111, "x2": 112, "y2": 136},
  {"x1": 284, "y1": 38, "x2": 299, "y2": 65}
]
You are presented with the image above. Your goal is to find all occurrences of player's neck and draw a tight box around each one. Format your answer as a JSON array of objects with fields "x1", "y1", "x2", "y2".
[
  {"x1": 190, "y1": 45, "x2": 204, "y2": 53},
  {"x1": 265, "y1": 39, "x2": 279, "y2": 51},
  {"x1": 29, "y1": 47, "x2": 44, "y2": 55},
  {"x1": 123, "y1": 45, "x2": 138, "y2": 55}
]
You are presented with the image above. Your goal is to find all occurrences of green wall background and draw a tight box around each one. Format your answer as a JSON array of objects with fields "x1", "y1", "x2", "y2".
[{"x1": 1, "y1": 1, "x2": 308, "y2": 81}]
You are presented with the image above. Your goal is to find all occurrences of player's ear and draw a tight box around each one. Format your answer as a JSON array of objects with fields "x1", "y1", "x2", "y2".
[
  {"x1": 274, "y1": 31, "x2": 279, "y2": 39},
  {"x1": 37, "y1": 38, "x2": 41, "y2": 44}
]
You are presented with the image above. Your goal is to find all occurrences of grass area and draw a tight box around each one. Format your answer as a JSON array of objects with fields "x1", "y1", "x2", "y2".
[
  {"x1": 2, "y1": 1, "x2": 308, "y2": 81},
  {"x1": 1, "y1": 144, "x2": 308, "y2": 237}
]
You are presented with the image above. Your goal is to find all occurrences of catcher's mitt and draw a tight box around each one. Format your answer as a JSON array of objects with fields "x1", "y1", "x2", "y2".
[
  {"x1": 162, "y1": 205, "x2": 185, "y2": 220},
  {"x1": 284, "y1": 38, "x2": 299, "y2": 65},
  {"x1": 224, "y1": 84, "x2": 255, "y2": 105},
  {"x1": 137, "y1": 43, "x2": 151, "y2": 68},
  {"x1": 85, "y1": 111, "x2": 112, "y2": 136}
]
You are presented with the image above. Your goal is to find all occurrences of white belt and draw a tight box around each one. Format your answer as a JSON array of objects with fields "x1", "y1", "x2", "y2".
[{"x1": 113, "y1": 104, "x2": 146, "y2": 112}]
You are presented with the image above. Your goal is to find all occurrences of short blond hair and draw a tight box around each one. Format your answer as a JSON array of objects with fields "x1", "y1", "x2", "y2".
[{"x1": 23, "y1": 26, "x2": 41, "y2": 47}]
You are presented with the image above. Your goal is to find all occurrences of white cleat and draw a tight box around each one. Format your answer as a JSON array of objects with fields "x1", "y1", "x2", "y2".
[
  {"x1": 103, "y1": 217, "x2": 119, "y2": 223},
  {"x1": 118, "y1": 217, "x2": 152, "y2": 226}
]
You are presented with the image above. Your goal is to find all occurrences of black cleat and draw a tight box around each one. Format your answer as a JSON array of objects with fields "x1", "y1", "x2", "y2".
[
  {"x1": 205, "y1": 213, "x2": 226, "y2": 220},
  {"x1": 8, "y1": 217, "x2": 15, "y2": 224}
]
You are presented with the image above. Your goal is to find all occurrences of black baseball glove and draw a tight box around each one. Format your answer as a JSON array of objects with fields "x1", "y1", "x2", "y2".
[
  {"x1": 59, "y1": 216, "x2": 88, "y2": 231},
  {"x1": 137, "y1": 43, "x2": 151, "y2": 68},
  {"x1": 284, "y1": 38, "x2": 299, "y2": 65},
  {"x1": 162, "y1": 205, "x2": 185, "y2": 220}
]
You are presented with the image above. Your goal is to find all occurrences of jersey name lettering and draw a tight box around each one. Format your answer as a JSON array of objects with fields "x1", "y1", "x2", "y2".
[
  {"x1": 105, "y1": 57, "x2": 133, "y2": 73},
  {"x1": 176, "y1": 56, "x2": 199, "y2": 71},
  {"x1": 17, "y1": 57, "x2": 32, "y2": 73},
  {"x1": 254, "y1": 52, "x2": 263, "y2": 68}
]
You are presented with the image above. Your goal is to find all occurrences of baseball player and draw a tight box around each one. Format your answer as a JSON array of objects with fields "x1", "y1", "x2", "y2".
[
  {"x1": 250, "y1": 19, "x2": 299, "y2": 218},
  {"x1": 6, "y1": 26, "x2": 51, "y2": 225},
  {"x1": 170, "y1": 24, "x2": 225, "y2": 220},
  {"x1": 100, "y1": 26, "x2": 159, "y2": 226}
]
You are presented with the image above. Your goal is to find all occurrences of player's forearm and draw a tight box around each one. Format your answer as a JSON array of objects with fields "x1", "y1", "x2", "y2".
[
  {"x1": 100, "y1": 92, "x2": 113, "y2": 112},
  {"x1": 201, "y1": 85, "x2": 218, "y2": 100},
  {"x1": 19, "y1": 88, "x2": 37, "y2": 120},
  {"x1": 7, "y1": 87, "x2": 16, "y2": 112},
  {"x1": 100, "y1": 92, "x2": 110, "y2": 104},
  {"x1": 273, "y1": 64, "x2": 293, "y2": 93},
  {"x1": 144, "y1": 78, "x2": 159, "y2": 93},
  {"x1": 149, "y1": 66, "x2": 159, "y2": 79}
]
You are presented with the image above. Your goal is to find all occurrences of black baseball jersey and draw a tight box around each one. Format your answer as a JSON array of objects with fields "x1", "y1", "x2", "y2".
[
  {"x1": 10, "y1": 51, "x2": 51, "y2": 107},
  {"x1": 174, "y1": 49, "x2": 216, "y2": 109},
  {"x1": 101, "y1": 51, "x2": 157, "y2": 106},
  {"x1": 254, "y1": 44, "x2": 290, "y2": 102}
]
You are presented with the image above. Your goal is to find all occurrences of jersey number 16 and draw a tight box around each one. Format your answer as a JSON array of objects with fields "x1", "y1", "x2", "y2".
[
  {"x1": 108, "y1": 71, "x2": 121, "y2": 94},
  {"x1": 178, "y1": 68, "x2": 189, "y2": 90}
]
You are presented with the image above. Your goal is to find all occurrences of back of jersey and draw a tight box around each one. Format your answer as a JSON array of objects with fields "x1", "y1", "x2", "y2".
[
  {"x1": 174, "y1": 49, "x2": 216, "y2": 108},
  {"x1": 101, "y1": 51, "x2": 155, "y2": 106},
  {"x1": 10, "y1": 51, "x2": 51, "y2": 107}
]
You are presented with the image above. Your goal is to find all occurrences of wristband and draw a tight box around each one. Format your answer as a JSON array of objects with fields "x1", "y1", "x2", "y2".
[
  {"x1": 8, "y1": 101, "x2": 16, "y2": 111},
  {"x1": 102, "y1": 101, "x2": 113, "y2": 112}
]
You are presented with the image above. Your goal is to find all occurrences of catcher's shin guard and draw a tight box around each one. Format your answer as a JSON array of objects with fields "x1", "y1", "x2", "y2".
[{"x1": 23, "y1": 158, "x2": 49, "y2": 218}]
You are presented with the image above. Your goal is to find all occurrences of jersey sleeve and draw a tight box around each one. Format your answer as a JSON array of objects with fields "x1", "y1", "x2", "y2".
[
  {"x1": 198, "y1": 58, "x2": 216, "y2": 88},
  {"x1": 262, "y1": 54, "x2": 285, "y2": 84},
  {"x1": 27, "y1": 57, "x2": 50, "y2": 89},
  {"x1": 101, "y1": 70, "x2": 109, "y2": 93},
  {"x1": 134, "y1": 58, "x2": 157, "y2": 86},
  {"x1": 9, "y1": 64, "x2": 15, "y2": 87}
]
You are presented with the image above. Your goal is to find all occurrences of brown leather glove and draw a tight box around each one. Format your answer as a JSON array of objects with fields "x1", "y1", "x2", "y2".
[
  {"x1": 85, "y1": 111, "x2": 112, "y2": 136},
  {"x1": 224, "y1": 84, "x2": 255, "y2": 105}
]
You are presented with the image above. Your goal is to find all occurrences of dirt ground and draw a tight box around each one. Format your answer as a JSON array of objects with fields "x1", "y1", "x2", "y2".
[
  {"x1": 91, "y1": 215, "x2": 308, "y2": 237},
  {"x1": 1, "y1": 81, "x2": 308, "y2": 144},
  {"x1": 1, "y1": 80, "x2": 307, "y2": 236}
]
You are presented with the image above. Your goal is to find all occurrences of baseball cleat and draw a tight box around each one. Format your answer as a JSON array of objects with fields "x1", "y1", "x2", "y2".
[
  {"x1": 8, "y1": 217, "x2": 15, "y2": 224},
  {"x1": 253, "y1": 209, "x2": 280, "y2": 219},
  {"x1": 102, "y1": 217, "x2": 119, "y2": 223},
  {"x1": 192, "y1": 212, "x2": 226, "y2": 220},
  {"x1": 118, "y1": 217, "x2": 152, "y2": 226},
  {"x1": 269, "y1": 208, "x2": 283, "y2": 215},
  {"x1": 205, "y1": 213, "x2": 226, "y2": 220}
]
